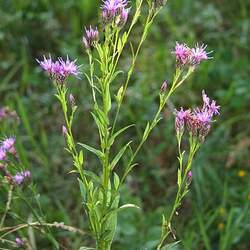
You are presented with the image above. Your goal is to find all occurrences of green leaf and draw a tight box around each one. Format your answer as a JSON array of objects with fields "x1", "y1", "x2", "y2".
[
  {"x1": 110, "y1": 141, "x2": 132, "y2": 170},
  {"x1": 109, "y1": 124, "x2": 134, "y2": 147},
  {"x1": 78, "y1": 143, "x2": 104, "y2": 160},
  {"x1": 84, "y1": 170, "x2": 101, "y2": 184},
  {"x1": 162, "y1": 241, "x2": 181, "y2": 250},
  {"x1": 79, "y1": 247, "x2": 95, "y2": 250},
  {"x1": 78, "y1": 178, "x2": 86, "y2": 202},
  {"x1": 113, "y1": 172, "x2": 120, "y2": 190},
  {"x1": 78, "y1": 150, "x2": 84, "y2": 165}
]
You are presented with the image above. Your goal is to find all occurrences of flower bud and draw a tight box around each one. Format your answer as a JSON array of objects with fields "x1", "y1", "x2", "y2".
[
  {"x1": 160, "y1": 80, "x2": 168, "y2": 93},
  {"x1": 69, "y1": 94, "x2": 75, "y2": 107},
  {"x1": 62, "y1": 125, "x2": 68, "y2": 137}
]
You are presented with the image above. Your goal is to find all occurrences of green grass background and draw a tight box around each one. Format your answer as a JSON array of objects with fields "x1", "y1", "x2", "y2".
[{"x1": 0, "y1": 0, "x2": 250, "y2": 249}]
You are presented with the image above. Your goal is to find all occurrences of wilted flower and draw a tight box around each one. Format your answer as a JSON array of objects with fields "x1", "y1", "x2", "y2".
[
  {"x1": 191, "y1": 44, "x2": 212, "y2": 65},
  {"x1": 153, "y1": 0, "x2": 167, "y2": 8},
  {"x1": 82, "y1": 26, "x2": 99, "y2": 50},
  {"x1": 173, "y1": 42, "x2": 192, "y2": 66},
  {"x1": 0, "y1": 107, "x2": 19, "y2": 122}
]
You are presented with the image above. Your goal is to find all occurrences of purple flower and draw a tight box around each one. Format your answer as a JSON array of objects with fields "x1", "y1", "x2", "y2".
[
  {"x1": 82, "y1": 26, "x2": 99, "y2": 50},
  {"x1": 116, "y1": 8, "x2": 129, "y2": 27},
  {"x1": 15, "y1": 237, "x2": 24, "y2": 247},
  {"x1": 14, "y1": 173, "x2": 25, "y2": 185},
  {"x1": 62, "y1": 125, "x2": 68, "y2": 137},
  {"x1": 101, "y1": 0, "x2": 127, "y2": 24},
  {"x1": 14, "y1": 170, "x2": 31, "y2": 186},
  {"x1": 36, "y1": 55, "x2": 54, "y2": 74},
  {"x1": 37, "y1": 55, "x2": 81, "y2": 82},
  {"x1": 177, "y1": 91, "x2": 220, "y2": 141},
  {"x1": 173, "y1": 42, "x2": 192, "y2": 66},
  {"x1": 191, "y1": 44, "x2": 212, "y2": 65},
  {"x1": 174, "y1": 108, "x2": 191, "y2": 133},
  {"x1": 0, "y1": 148, "x2": 7, "y2": 161},
  {"x1": 58, "y1": 56, "x2": 81, "y2": 77},
  {"x1": 1, "y1": 137, "x2": 16, "y2": 155},
  {"x1": 202, "y1": 90, "x2": 220, "y2": 116}
]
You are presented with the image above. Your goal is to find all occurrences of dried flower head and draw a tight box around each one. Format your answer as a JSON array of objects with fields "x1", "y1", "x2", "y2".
[
  {"x1": 160, "y1": 80, "x2": 168, "y2": 93},
  {"x1": 153, "y1": 0, "x2": 167, "y2": 8},
  {"x1": 83, "y1": 26, "x2": 99, "y2": 50}
]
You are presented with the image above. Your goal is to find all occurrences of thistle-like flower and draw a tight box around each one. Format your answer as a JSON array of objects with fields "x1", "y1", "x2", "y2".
[
  {"x1": 1, "y1": 137, "x2": 16, "y2": 155},
  {"x1": 37, "y1": 55, "x2": 81, "y2": 82},
  {"x1": 101, "y1": 0, "x2": 128, "y2": 24},
  {"x1": 116, "y1": 8, "x2": 129, "y2": 27},
  {"x1": 59, "y1": 56, "x2": 81, "y2": 78},
  {"x1": 0, "y1": 148, "x2": 6, "y2": 161},
  {"x1": 82, "y1": 26, "x2": 99, "y2": 50},
  {"x1": 176, "y1": 91, "x2": 220, "y2": 141},
  {"x1": 173, "y1": 42, "x2": 192, "y2": 67},
  {"x1": 191, "y1": 44, "x2": 212, "y2": 65},
  {"x1": 14, "y1": 170, "x2": 31, "y2": 185},
  {"x1": 36, "y1": 55, "x2": 54, "y2": 74},
  {"x1": 174, "y1": 108, "x2": 190, "y2": 134}
]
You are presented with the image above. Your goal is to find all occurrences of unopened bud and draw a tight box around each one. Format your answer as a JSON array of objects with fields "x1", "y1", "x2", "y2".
[
  {"x1": 69, "y1": 94, "x2": 75, "y2": 107},
  {"x1": 160, "y1": 80, "x2": 168, "y2": 92},
  {"x1": 187, "y1": 171, "x2": 192, "y2": 185},
  {"x1": 62, "y1": 125, "x2": 68, "y2": 137}
]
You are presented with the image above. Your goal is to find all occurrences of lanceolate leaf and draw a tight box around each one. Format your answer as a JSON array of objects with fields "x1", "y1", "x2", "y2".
[
  {"x1": 110, "y1": 141, "x2": 132, "y2": 170},
  {"x1": 109, "y1": 124, "x2": 134, "y2": 147},
  {"x1": 78, "y1": 143, "x2": 104, "y2": 160}
]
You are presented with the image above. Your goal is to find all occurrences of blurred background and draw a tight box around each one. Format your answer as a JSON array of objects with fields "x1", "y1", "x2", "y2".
[{"x1": 0, "y1": 0, "x2": 249, "y2": 249}]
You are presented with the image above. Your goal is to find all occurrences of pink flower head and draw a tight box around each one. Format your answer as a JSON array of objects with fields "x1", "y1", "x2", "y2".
[
  {"x1": 62, "y1": 125, "x2": 68, "y2": 137},
  {"x1": 191, "y1": 44, "x2": 212, "y2": 65},
  {"x1": 173, "y1": 42, "x2": 192, "y2": 66},
  {"x1": 83, "y1": 26, "x2": 99, "y2": 50},
  {"x1": 0, "y1": 148, "x2": 7, "y2": 161},
  {"x1": 59, "y1": 56, "x2": 81, "y2": 78},
  {"x1": 15, "y1": 237, "x2": 24, "y2": 247},
  {"x1": 202, "y1": 90, "x2": 220, "y2": 116},
  {"x1": 101, "y1": 0, "x2": 127, "y2": 23},
  {"x1": 14, "y1": 173, "x2": 25, "y2": 185},
  {"x1": 36, "y1": 55, "x2": 54, "y2": 74},
  {"x1": 116, "y1": 8, "x2": 129, "y2": 27},
  {"x1": 14, "y1": 170, "x2": 31, "y2": 185},
  {"x1": 1, "y1": 137, "x2": 16, "y2": 155},
  {"x1": 174, "y1": 108, "x2": 191, "y2": 133}
]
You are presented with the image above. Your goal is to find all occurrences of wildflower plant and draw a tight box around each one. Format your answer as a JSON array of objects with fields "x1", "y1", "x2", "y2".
[{"x1": 37, "y1": 0, "x2": 220, "y2": 249}]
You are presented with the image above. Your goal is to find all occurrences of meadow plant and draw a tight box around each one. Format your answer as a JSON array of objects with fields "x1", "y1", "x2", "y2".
[{"x1": 37, "y1": 0, "x2": 220, "y2": 249}]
